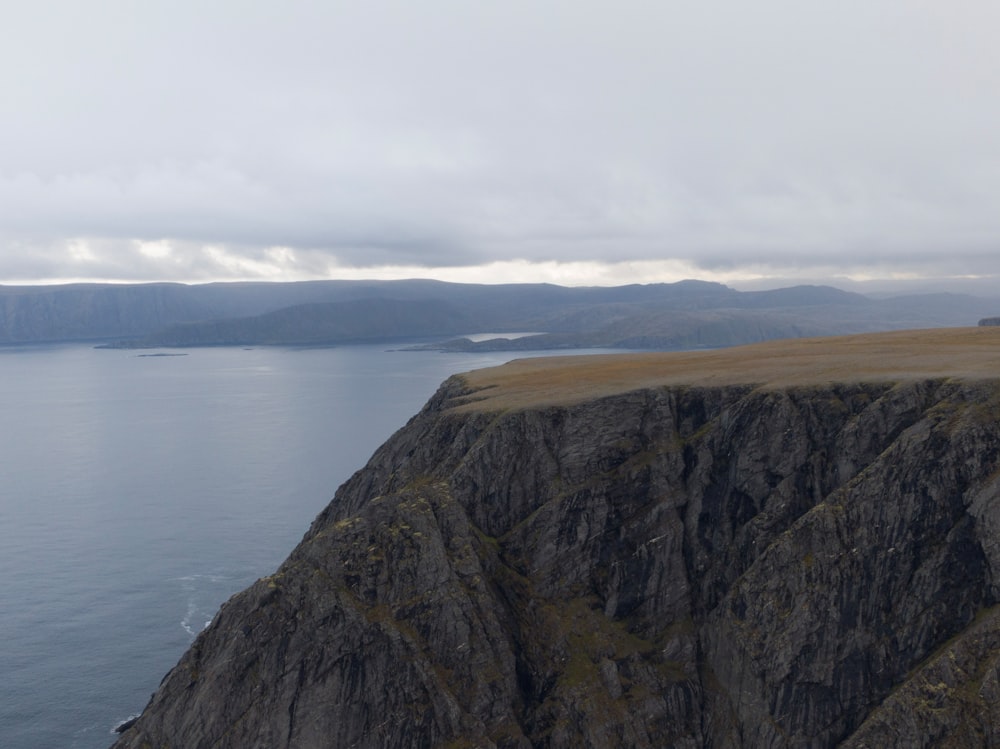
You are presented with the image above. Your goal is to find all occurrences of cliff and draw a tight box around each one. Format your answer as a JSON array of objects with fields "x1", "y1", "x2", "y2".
[{"x1": 113, "y1": 328, "x2": 1000, "y2": 748}]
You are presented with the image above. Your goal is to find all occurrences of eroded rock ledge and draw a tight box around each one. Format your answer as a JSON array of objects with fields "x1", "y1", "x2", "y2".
[{"x1": 113, "y1": 329, "x2": 1000, "y2": 748}]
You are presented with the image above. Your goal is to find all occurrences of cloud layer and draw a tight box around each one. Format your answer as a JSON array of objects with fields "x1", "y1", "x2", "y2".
[{"x1": 2, "y1": 1, "x2": 998, "y2": 285}]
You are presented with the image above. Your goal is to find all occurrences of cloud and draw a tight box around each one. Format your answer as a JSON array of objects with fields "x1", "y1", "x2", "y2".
[{"x1": 1, "y1": 1, "x2": 998, "y2": 285}]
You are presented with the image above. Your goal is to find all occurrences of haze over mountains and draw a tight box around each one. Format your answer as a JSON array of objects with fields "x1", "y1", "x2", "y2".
[{"x1": 0, "y1": 279, "x2": 997, "y2": 350}]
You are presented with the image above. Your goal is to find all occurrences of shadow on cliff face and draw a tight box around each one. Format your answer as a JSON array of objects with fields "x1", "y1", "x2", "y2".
[{"x1": 113, "y1": 376, "x2": 1000, "y2": 748}]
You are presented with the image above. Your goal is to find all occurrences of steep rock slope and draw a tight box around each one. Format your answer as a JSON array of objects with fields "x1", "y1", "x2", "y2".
[{"x1": 113, "y1": 328, "x2": 1000, "y2": 748}]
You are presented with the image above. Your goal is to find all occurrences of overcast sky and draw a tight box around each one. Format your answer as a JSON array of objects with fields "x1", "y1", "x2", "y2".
[{"x1": 2, "y1": 1, "x2": 998, "y2": 287}]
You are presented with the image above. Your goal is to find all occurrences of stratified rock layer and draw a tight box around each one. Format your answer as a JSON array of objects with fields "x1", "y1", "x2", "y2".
[{"x1": 113, "y1": 329, "x2": 1000, "y2": 748}]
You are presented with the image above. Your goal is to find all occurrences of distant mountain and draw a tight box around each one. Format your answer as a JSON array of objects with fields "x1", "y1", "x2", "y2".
[
  {"x1": 1, "y1": 279, "x2": 998, "y2": 350},
  {"x1": 134, "y1": 299, "x2": 476, "y2": 347}
]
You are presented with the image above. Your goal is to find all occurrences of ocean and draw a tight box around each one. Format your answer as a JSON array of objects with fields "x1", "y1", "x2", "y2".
[{"x1": 0, "y1": 342, "x2": 611, "y2": 749}]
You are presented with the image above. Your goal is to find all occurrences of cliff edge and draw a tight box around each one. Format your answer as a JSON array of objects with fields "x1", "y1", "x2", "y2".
[{"x1": 113, "y1": 328, "x2": 1000, "y2": 748}]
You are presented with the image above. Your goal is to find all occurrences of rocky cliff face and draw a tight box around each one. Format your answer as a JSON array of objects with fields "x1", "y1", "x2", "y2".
[{"x1": 112, "y1": 331, "x2": 1000, "y2": 748}]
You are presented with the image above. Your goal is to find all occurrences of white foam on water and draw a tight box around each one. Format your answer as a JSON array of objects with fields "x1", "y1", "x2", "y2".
[
  {"x1": 177, "y1": 572, "x2": 239, "y2": 638},
  {"x1": 180, "y1": 599, "x2": 200, "y2": 637},
  {"x1": 110, "y1": 714, "x2": 141, "y2": 735},
  {"x1": 172, "y1": 573, "x2": 229, "y2": 584}
]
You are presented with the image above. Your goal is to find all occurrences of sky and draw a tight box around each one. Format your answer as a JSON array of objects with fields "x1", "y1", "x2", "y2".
[{"x1": 1, "y1": 1, "x2": 998, "y2": 288}]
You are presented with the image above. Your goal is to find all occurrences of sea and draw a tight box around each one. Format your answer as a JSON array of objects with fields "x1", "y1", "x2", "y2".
[{"x1": 0, "y1": 341, "x2": 618, "y2": 749}]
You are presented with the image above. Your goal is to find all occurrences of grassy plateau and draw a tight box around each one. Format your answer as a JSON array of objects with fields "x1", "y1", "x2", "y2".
[{"x1": 454, "y1": 327, "x2": 1000, "y2": 411}]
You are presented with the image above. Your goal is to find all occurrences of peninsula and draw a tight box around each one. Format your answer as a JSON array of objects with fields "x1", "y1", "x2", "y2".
[{"x1": 113, "y1": 328, "x2": 1000, "y2": 748}]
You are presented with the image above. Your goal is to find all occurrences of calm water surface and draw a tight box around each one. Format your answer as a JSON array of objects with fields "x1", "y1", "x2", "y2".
[{"x1": 0, "y1": 343, "x2": 614, "y2": 749}]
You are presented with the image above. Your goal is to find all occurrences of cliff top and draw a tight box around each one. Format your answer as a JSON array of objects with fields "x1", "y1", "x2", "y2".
[{"x1": 456, "y1": 327, "x2": 1000, "y2": 410}]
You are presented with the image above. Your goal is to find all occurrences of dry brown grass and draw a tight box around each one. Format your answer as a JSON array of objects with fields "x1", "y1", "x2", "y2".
[{"x1": 453, "y1": 327, "x2": 1000, "y2": 411}]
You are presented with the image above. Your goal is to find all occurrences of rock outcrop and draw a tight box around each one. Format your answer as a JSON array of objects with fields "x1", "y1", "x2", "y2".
[{"x1": 112, "y1": 328, "x2": 1000, "y2": 748}]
